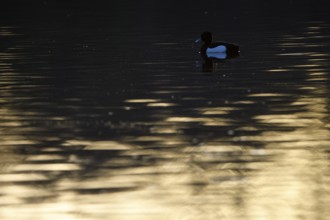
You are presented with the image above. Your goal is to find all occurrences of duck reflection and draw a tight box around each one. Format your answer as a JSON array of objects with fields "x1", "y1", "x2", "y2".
[
  {"x1": 197, "y1": 31, "x2": 240, "y2": 72},
  {"x1": 200, "y1": 50, "x2": 240, "y2": 72}
]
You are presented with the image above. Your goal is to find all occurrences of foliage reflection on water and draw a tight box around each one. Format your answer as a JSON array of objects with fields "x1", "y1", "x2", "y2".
[{"x1": 1, "y1": 8, "x2": 330, "y2": 220}]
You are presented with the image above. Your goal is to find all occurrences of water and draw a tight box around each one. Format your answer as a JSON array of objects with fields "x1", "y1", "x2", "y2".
[{"x1": 1, "y1": 1, "x2": 330, "y2": 219}]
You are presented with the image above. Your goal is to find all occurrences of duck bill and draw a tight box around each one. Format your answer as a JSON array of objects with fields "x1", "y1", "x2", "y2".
[{"x1": 195, "y1": 38, "x2": 202, "y2": 43}]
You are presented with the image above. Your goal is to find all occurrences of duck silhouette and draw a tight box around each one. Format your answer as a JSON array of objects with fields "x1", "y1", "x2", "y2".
[
  {"x1": 196, "y1": 31, "x2": 239, "y2": 72},
  {"x1": 198, "y1": 31, "x2": 240, "y2": 59}
]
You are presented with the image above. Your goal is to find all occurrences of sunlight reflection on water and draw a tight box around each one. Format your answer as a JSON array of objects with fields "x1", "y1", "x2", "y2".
[{"x1": 1, "y1": 7, "x2": 330, "y2": 220}]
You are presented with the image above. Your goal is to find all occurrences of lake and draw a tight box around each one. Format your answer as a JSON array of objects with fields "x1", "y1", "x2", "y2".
[{"x1": 0, "y1": 0, "x2": 330, "y2": 219}]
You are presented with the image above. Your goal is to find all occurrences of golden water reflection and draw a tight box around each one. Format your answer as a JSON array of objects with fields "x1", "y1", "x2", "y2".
[{"x1": 1, "y1": 22, "x2": 330, "y2": 220}]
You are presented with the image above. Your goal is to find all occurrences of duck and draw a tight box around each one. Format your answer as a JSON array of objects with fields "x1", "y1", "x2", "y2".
[{"x1": 196, "y1": 31, "x2": 240, "y2": 59}]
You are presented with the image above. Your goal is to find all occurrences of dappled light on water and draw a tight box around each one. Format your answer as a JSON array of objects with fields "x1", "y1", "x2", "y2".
[{"x1": 1, "y1": 9, "x2": 330, "y2": 220}]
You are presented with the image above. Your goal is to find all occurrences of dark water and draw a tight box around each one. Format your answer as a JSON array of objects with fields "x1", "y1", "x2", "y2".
[{"x1": 1, "y1": 1, "x2": 330, "y2": 219}]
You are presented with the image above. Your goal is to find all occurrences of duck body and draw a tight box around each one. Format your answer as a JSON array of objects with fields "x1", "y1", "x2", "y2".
[
  {"x1": 199, "y1": 32, "x2": 240, "y2": 59},
  {"x1": 201, "y1": 41, "x2": 239, "y2": 59}
]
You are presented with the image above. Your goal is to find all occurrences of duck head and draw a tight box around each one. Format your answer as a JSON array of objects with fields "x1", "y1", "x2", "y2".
[
  {"x1": 201, "y1": 31, "x2": 213, "y2": 45},
  {"x1": 195, "y1": 31, "x2": 213, "y2": 44}
]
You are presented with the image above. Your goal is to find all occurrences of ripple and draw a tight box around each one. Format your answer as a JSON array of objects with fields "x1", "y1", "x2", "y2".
[
  {"x1": 0, "y1": 173, "x2": 49, "y2": 182},
  {"x1": 13, "y1": 163, "x2": 81, "y2": 172}
]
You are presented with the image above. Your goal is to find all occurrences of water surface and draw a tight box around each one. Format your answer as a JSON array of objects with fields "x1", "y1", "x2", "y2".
[{"x1": 1, "y1": 1, "x2": 330, "y2": 219}]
